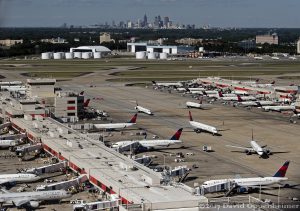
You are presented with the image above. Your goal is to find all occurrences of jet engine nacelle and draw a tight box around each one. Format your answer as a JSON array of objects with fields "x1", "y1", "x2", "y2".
[
  {"x1": 265, "y1": 149, "x2": 271, "y2": 155},
  {"x1": 29, "y1": 201, "x2": 40, "y2": 208},
  {"x1": 245, "y1": 150, "x2": 252, "y2": 155},
  {"x1": 237, "y1": 187, "x2": 250, "y2": 193}
]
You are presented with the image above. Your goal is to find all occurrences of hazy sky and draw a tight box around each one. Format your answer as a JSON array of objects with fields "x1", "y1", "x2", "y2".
[{"x1": 0, "y1": 0, "x2": 299, "y2": 27}]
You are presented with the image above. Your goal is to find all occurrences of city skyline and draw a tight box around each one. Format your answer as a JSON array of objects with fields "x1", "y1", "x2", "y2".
[{"x1": 0, "y1": 0, "x2": 299, "y2": 28}]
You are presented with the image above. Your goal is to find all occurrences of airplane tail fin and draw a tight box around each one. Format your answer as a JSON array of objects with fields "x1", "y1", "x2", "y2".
[
  {"x1": 271, "y1": 81, "x2": 275, "y2": 85},
  {"x1": 237, "y1": 95, "x2": 243, "y2": 102},
  {"x1": 170, "y1": 128, "x2": 183, "y2": 140},
  {"x1": 188, "y1": 111, "x2": 193, "y2": 121},
  {"x1": 79, "y1": 91, "x2": 84, "y2": 95},
  {"x1": 218, "y1": 91, "x2": 223, "y2": 97},
  {"x1": 202, "y1": 91, "x2": 207, "y2": 96},
  {"x1": 83, "y1": 99, "x2": 90, "y2": 107},
  {"x1": 273, "y1": 160, "x2": 290, "y2": 177},
  {"x1": 128, "y1": 114, "x2": 138, "y2": 123},
  {"x1": 152, "y1": 81, "x2": 157, "y2": 85}
]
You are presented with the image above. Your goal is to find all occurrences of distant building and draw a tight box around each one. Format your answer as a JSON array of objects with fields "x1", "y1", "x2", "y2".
[
  {"x1": 99, "y1": 33, "x2": 115, "y2": 44},
  {"x1": 0, "y1": 39, "x2": 23, "y2": 47},
  {"x1": 238, "y1": 39, "x2": 256, "y2": 50},
  {"x1": 256, "y1": 33, "x2": 278, "y2": 45},
  {"x1": 175, "y1": 38, "x2": 203, "y2": 46},
  {"x1": 143, "y1": 14, "x2": 148, "y2": 27},
  {"x1": 163, "y1": 17, "x2": 170, "y2": 28},
  {"x1": 297, "y1": 38, "x2": 300, "y2": 54},
  {"x1": 41, "y1": 37, "x2": 67, "y2": 44}
]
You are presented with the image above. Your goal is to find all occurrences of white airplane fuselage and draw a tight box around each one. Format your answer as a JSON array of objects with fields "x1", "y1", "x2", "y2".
[
  {"x1": 0, "y1": 173, "x2": 40, "y2": 184},
  {"x1": 203, "y1": 177, "x2": 287, "y2": 188},
  {"x1": 188, "y1": 90, "x2": 203, "y2": 95},
  {"x1": 135, "y1": 106, "x2": 153, "y2": 115},
  {"x1": 186, "y1": 101, "x2": 202, "y2": 109},
  {"x1": 262, "y1": 105, "x2": 295, "y2": 112},
  {"x1": 250, "y1": 141, "x2": 264, "y2": 156},
  {"x1": 112, "y1": 139, "x2": 182, "y2": 149},
  {"x1": 155, "y1": 82, "x2": 183, "y2": 87},
  {"x1": 189, "y1": 121, "x2": 218, "y2": 135},
  {"x1": 94, "y1": 123, "x2": 135, "y2": 130},
  {"x1": 0, "y1": 190, "x2": 71, "y2": 207},
  {"x1": 188, "y1": 88, "x2": 206, "y2": 91}
]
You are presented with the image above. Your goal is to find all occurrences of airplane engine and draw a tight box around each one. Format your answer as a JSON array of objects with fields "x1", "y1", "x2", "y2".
[
  {"x1": 245, "y1": 150, "x2": 252, "y2": 155},
  {"x1": 29, "y1": 201, "x2": 40, "y2": 208},
  {"x1": 265, "y1": 149, "x2": 271, "y2": 155},
  {"x1": 237, "y1": 187, "x2": 250, "y2": 193}
]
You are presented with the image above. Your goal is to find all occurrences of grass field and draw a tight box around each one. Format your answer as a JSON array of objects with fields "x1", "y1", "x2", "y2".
[
  {"x1": 1, "y1": 58, "x2": 300, "y2": 81},
  {"x1": 21, "y1": 72, "x2": 92, "y2": 78}
]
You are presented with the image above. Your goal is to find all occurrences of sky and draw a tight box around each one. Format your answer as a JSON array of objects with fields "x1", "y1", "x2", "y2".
[{"x1": 0, "y1": 0, "x2": 299, "y2": 28}]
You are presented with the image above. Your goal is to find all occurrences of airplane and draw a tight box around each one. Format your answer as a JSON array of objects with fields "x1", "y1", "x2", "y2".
[
  {"x1": 134, "y1": 103, "x2": 153, "y2": 115},
  {"x1": 231, "y1": 90, "x2": 249, "y2": 95},
  {"x1": 94, "y1": 113, "x2": 138, "y2": 130},
  {"x1": 0, "y1": 190, "x2": 71, "y2": 208},
  {"x1": 188, "y1": 87, "x2": 206, "y2": 92},
  {"x1": 0, "y1": 140, "x2": 18, "y2": 149},
  {"x1": 254, "y1": 56, "x2": 263, "y2": 60},
  {"x1": 218, "y1": 92, "x2": 256, "y2": 101},
  {"x1": 186, "y1": 98, "x2": 204, "y2": 109},
  {"x1": 202, "y1": 161, "x2": 290, "y2": 193},
  {"x1": 177, "y1": 87, "x2": 187, "y2": 92},
  {"x1": 188, "y1": 111, "x2": 218, "y2": 135},
  {"x1": 185, "y1": 88, "x2": 204, "y2": 95},
  {"x1": 236, "y1": 96, "x2": 275, "y2": 107},
  {"x1": 271, "y1": 56, "x2": 280, "y2": 60},
  {"x1": 0, "y1": 173, "x2": 40, "y2": 185},
  {"x1": 262, "y1": 105, "x2": 295, "y2": 112},
  {"x1": 0, "y1": 85, "x2": 25, "y2": 91},
  {"x1": 253, "y1": 81, "x2": 276, "y2": 88},
  {"x1": 83, "y1": 99, "x2": 90, "y2": 108},
  {"x1": 241, "y1": 79, "x2": 259, "y2": 85},
  {"x1": 202, "y1": 91, "x2": 219, "y2": 99},
  {"x1": 111, "y1": 128, "x2": 183, "y2": 150},
  {"x1": 152, "y1": 81, "x2": 183, "y2": 87},
  {"x1": 226, "y1": 140, "x2": 271, "y2": 158}
]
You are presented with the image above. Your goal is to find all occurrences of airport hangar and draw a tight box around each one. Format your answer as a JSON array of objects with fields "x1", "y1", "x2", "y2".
[
  {"x1": 127, "y1": 42, "x2": 194, "y2": 55},
  {"x1": 70, "y1": 46, "x2": 111, "y2": 55}
]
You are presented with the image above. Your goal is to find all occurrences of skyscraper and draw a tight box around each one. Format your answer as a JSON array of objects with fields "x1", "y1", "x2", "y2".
[
  {"x1": 163, "y1": 17, "x2": 170, "y2": 28},
  {"x1": 143, "y1": 14, "x2": 148, "y2": 27}
]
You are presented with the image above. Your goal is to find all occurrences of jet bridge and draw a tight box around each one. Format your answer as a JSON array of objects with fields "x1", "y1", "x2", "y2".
[
  {"x1": 25, "y1": 161, "x2": 67, "y2": 175},
  {"x1": 15, "y1": 143, "x2": 42, "y2": 157},
  {"x1": 116, "y1": 141, "x2": 141, "y2": 153},
  {"x1": 133, "y1": 155, "x2": 152, "y2": 167},
  {"x1": 195, "y1": 180, "x2": 236, "y2": 195},
  {"x1": 0, "y1": 133, "x2": 26, "y2": 140}
]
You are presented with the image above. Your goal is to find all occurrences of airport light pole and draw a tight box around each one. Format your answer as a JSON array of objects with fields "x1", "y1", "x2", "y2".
[
  {"x1": 278, "y1": 185, "x2": 280, "y2": 206},
  {"x1": 259, "y1": 184, "x2": 261, "y2": 200}
]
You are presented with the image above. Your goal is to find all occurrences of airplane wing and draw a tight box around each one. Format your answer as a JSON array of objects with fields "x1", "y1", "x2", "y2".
[
  {"x1": 0, "y1": 179, "x2": 13, "y2": 185},
  {"x1": 226, "y1": 145, "x2": 252, "y2": 151},
  {"x1": 0, "y1": 188, "x2": 10, "y2": 193},
  {"x1": 12, "y1": 198, "x2": 30, "y2": 207}
]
